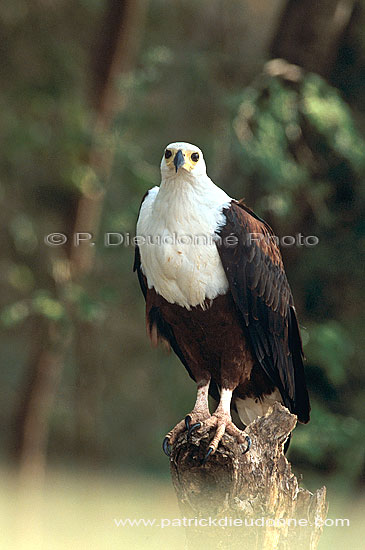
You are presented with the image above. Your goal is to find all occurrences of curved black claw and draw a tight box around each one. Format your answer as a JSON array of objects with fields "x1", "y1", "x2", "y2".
[
  {"x1": 242, "y1": 435, "x2": 251, "y2": 454},
  {"x1": 162, "y1": 437, "x2": 171, "y2": 457},
  {"x1": 188, "y1": 422, "x2": 201, "y2": 437},
  {"x1": 201, "y1": 447, "x2": 214, "y2": 465},
  {"x1": 184, "y1": 415, "x2": 192, "y2": 431}
]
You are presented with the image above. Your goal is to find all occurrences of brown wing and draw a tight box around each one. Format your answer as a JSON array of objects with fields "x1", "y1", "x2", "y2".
[{"x1": 216, "y1": 200, "x2": 310, "y2": 423}]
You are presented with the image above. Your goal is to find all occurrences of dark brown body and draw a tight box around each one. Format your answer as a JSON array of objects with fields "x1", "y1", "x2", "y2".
[
  {"x1": 146, "y1": 288, "x2": 277, "y2": 406},
  {"x1": 135, "y1": 199, "x2": 310, "y2": 425}
]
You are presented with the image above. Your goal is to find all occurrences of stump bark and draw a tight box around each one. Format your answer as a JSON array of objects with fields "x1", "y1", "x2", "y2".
[{"x1": 169, "y1": 403, "x2": 327, "y2": 550}]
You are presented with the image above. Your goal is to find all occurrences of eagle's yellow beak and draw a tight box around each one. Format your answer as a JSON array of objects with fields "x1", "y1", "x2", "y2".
[
  {"x1": 171, "y1": 149, "x2": 197, "y2": 173},
  {"x1": 174, "y1": 149, "x2": 185, "y2": 172},
  {"x1": 164, "y1": 146, "x2": 200, "y2": 173}
]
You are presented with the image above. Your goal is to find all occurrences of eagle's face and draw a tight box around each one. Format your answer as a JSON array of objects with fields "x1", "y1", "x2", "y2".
[{"x1": 160, "y1": 142, "x2": 207, "y2": 178}]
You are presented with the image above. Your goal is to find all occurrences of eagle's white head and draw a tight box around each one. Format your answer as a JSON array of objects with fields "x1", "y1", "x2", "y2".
[
  {"x1": 160, "y1": 141, "x2": 207, "y2": 180},
  {"x1": 138, "y1": 141, "x2": 231, "y2": 309}
]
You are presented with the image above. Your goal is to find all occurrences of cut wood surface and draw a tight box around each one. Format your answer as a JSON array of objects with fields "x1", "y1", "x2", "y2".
[{"x1": 169, "y1": 402, "x2": 327, "y2": 549}]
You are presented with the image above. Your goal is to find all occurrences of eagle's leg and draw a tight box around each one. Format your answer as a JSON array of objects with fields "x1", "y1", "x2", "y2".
[
  {"x1": 162, "y1": 379, "x2": 211, "y2": 457},
  {"x1": 201, "y1": 388, "x2": 251, "y2": 463}
]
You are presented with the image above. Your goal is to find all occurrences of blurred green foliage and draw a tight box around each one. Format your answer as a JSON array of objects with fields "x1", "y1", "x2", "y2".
[
  {"x1": 233, "y1": 64, "x2": 365, "y2": 478},
  {"x1": 0, "y1": 0, "x2": 364, "y2": 494}
]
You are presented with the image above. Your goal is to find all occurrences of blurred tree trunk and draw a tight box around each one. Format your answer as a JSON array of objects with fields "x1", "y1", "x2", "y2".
[
  {"x1": 13, "y1": 0, "x2": 147, "y2": 480},
  {"x1": 271, "y1": 0, "x2": 355, "y2": 77},
  {"x1": 12, "y1": 318, "x2": 71, "y2": 480}
]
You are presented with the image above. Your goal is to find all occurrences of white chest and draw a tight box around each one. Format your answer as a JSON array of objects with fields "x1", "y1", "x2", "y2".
[{"x1": 136, "y1": 182, "x2": 231, "y2": 309}]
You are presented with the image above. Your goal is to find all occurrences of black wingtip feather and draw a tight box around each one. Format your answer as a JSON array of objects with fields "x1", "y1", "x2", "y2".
[
  {"x1": 288, "y1": 306, "x2": 310, "y2": 423},
  {"x1": 216, "y1": 201, "x2": 311, "y2": 423}
]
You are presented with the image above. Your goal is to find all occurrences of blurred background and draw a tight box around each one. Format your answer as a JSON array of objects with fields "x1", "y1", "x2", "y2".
[{"x1": 0, "y1": 0, "x2": 364, "y2": 548}]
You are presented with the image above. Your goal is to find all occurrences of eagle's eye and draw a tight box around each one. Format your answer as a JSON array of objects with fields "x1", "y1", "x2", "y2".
[
  {"x1": 191, "y1": 152, "x2": 199, "y2": 163},
  {"x1": 165, "y1": 149, "x2": 172, "y2": 159}
]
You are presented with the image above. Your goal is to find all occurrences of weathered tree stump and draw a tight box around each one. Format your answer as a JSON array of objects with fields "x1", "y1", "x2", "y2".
[{"x1": 169, "y1": 403, "x2": 327, "y2": 549}]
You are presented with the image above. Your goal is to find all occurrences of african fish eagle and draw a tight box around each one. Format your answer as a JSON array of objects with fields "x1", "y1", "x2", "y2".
[{"x1": 134, "y1": 142, "x2": 310, "y2": 462}]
